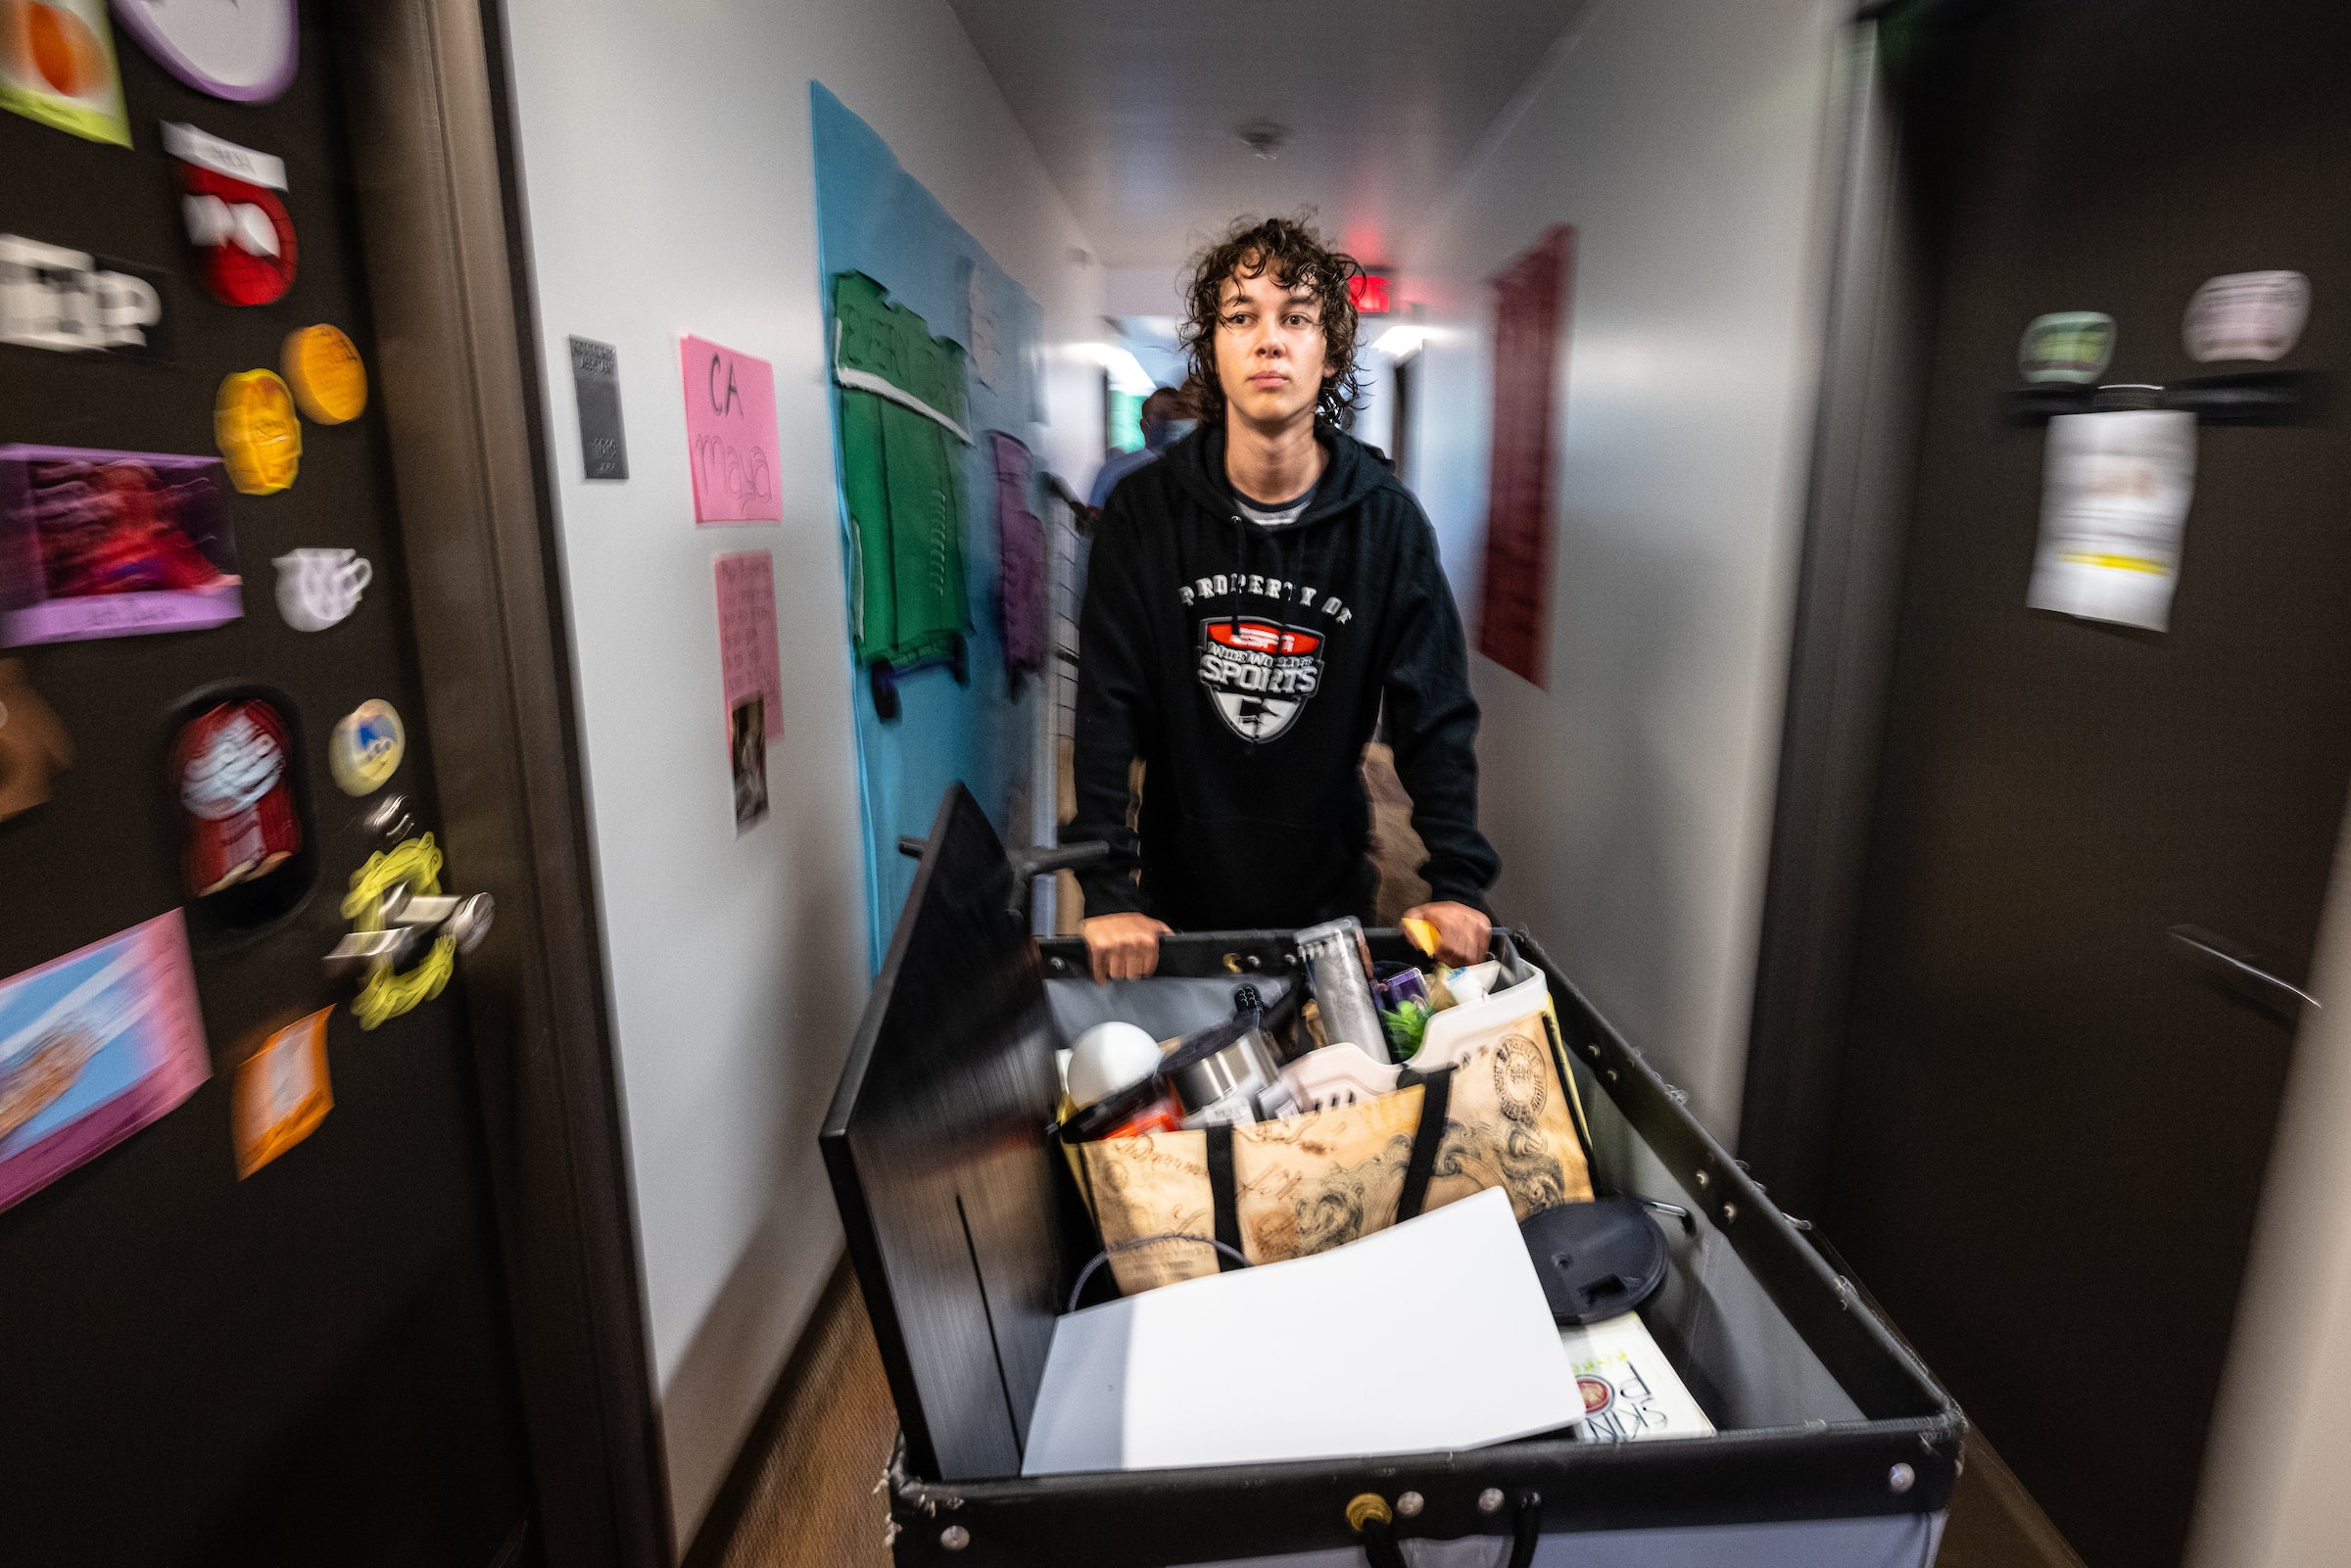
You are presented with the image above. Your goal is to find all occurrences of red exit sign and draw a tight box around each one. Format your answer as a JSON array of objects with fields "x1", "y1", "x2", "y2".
[{"x1": 1348, "y1": 271, "x2": 1392, "y2": 316}]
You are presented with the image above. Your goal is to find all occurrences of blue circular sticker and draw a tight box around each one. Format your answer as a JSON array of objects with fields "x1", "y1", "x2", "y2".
[{"x1": 329, "y1": 698, "x2": 404, "y2": 796}]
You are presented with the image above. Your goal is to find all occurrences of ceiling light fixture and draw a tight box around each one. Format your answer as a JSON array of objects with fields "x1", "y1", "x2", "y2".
[
  {"x1": 1079, "y1": 343, "x2": 1156, "y2": 395},
  {"x1": 1235, "y1": 120, "x2": 1290, "y2": 161}
]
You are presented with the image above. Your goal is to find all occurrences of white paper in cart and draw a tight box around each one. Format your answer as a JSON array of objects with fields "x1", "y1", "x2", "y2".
[
  {"x1": 1562, "y1": 1312, "x2": 1715, "y2": 1443},
  {"x1": 1023, "y1": 1187, "x2": 1584, "y2": 1474}
]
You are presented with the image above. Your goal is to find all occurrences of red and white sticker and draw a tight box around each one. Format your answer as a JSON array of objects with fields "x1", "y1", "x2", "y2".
[
  {"x1": 172, "y1": 699, "x2": 303, "y2": 896},
  {"x1": 163, "y1": 121, "x2": 295, "y2": 307}
]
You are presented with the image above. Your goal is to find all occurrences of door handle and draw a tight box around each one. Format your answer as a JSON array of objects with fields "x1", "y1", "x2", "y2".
[
  {"x1": 2165, "y1": 925, "x2": 2319, "y2": 1015},
  {"x1": 326, "y1": 834, "x2": 493, "y2": 1028},
  {"x1": 324, "y1": 888, "x2": 494, "y2": 976}
]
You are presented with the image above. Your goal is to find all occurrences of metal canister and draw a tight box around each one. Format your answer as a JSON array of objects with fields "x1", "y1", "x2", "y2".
[
  {"x1": 1169, "y1": 1022, "x2": 1289, "y2": 1129},
  {"x1": 1293, "y1": 916, "x2": 1390, "y2": 1064}
]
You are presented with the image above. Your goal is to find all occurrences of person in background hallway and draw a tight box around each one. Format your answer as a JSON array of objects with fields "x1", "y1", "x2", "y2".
[
  {"x1": 1071, "y1": 215, "x2": 1498, "y2": 982},
  {"x1": 1088, "y1": 384, "x2": 1199, "y2": 507}
]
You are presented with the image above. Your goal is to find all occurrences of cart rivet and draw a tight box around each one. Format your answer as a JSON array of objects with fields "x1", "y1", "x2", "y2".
[
  {"x1": 1606, "y1": 1069, "x2": 1618, "y2": 1082},
  {"x1": 1720, "y1": 1202, "x2": 1737, "y2": 1224},
  {"x1": 1396, "y1": 1491, "x2": 1424, "y2": 1518},
  {"x1": 1888, "y1": 1463, "x2": 1915, "y2": 1495},
  {"x1": 1694, "y1": 1170, "x2": 1709, "y2": 1189},
  {"x1": 1477, "y1": 1488, "x2": 1505, "y2": 1514},
  {"x1": 940, "y1": 1524, "x2": 972, "y2": 1550}
]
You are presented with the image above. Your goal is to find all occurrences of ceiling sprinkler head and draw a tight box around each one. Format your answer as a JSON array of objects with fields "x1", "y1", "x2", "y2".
[{"x1": 1236, "y1": 120, "x2": 1290, "y2": 161}]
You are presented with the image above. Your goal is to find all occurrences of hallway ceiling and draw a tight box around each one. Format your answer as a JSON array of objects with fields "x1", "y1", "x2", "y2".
[{"x1": 945, "y1": 0, "x2": 1593, "y2": 277}]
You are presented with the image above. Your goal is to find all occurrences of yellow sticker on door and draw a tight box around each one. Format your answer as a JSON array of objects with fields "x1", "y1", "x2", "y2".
[{"x1": 232, "y1": 1007, "x2": 331, "y2": 1177}]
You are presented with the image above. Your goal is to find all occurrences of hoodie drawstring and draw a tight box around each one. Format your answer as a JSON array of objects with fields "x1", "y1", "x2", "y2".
[
  {"x1": 1226, "y1": 510, "x2": 1312, "y2": 756},
  {"x1": 1229, "y1": 510, "x2": 1251, "y2": 751}
]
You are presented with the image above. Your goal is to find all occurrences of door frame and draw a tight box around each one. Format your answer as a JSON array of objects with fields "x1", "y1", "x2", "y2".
[
  {"x1": 331, "y1": 2, "x2": 671, "y2": 1563},
  {"x1": 1736, "y1": 15, "x2": 1933, "y2": 1221}
]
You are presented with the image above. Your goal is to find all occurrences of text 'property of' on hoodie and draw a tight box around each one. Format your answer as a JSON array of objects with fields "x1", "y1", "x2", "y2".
[{"x1": 1071, "y1": 423, "x2": 1500, "y2": 931}]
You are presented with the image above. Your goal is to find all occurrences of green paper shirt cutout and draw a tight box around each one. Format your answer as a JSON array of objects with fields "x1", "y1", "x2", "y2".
[
  {"x1": 833, "y1": 271, "x2": 970, "y2": 438},
  {"x1": 831, "y1": 273, "x2": 972, "y2": 670}
]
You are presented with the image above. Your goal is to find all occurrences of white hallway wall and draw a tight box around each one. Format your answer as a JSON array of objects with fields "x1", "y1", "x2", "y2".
[
  {"x1": 496, "y1": 0, "x2": 1102, "y2": 1543},
  {"x1": 1375, "y1": 0, "x2": 1844, "y2": 1135}
]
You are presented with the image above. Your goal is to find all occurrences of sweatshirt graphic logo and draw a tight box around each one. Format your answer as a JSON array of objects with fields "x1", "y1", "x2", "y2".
[{"x1": 1197, "y1": 617, "x2": 1323, "y2": 741}]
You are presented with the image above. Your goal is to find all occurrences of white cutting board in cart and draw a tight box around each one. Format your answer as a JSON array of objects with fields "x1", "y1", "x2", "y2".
[{"x1": 1024, "y1": 1187, "x2": 1584, "y2": 1475}]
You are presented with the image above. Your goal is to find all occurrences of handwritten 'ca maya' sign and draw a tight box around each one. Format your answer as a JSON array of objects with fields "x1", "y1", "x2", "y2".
[{"x1": 680, "y1": 334, "x2": 780, "y2": 523}]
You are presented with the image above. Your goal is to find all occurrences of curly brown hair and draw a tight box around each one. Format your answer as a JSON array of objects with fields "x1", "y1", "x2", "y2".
[{"x1": 1178, "y1": 215, "x2": 1364, "y2": 429}]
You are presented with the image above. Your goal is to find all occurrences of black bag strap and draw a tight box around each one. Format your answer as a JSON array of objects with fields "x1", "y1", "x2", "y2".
[
  {"x1": 1395, "y1": 1067, "x2": 1454, "y2": 1222},
  {"x1": 1204, "y1": 1123, "x2": 1246, "y2": 1270}
]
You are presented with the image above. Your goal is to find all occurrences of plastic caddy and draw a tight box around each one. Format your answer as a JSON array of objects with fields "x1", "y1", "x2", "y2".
[{"x1": 822, "y1": 786, "x2": 1964, "y2": 1566}]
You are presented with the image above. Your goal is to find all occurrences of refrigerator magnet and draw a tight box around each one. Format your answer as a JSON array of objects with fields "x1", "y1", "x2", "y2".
[
  {"x1": 172, "y1": 697, "x2": 303, "y2": 897},
  {"x1": 0, "y1": 233, "x2": 170, "y2": 361},
  {"x1": 2018, "y1": 311, "x2": 2115, "y2": 385},
  {"x1": 215, "y1": 368, "x2": 300, "y2": 494},
  {"x1": 0, "y1": 0, "x2": 130, "y2": 147},
  {"x1": 231, "y1": 1007, "x2": 332, "y2": 1178},
  {"x1": 281, "y1": 323, "x2": 364, "y2": 423},
  {"x1": 2183, "y1": 271, "x2": 2310, "y2": 364},
  {"x1": 0, "y1": 656, "x2": 72, "y2": 821},
  {"x1": 272, "y1": 548, "x2": 367, "y2": 632},
  {"x1": 328, "y1": 698, "x2": 402, "y2": 795},
  {"x1": 163, "y1": 120, "x2": 295, "y2": 306},
  {"x1": 0, "y1": 445, "x2": 243, "y2": 646},
  {"x1": 111, "y1": 0, "x2": 297, "y2": 104}
]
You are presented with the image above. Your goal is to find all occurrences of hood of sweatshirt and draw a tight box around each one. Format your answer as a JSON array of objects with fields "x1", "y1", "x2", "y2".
[{"x1": 1158, "y1": 420, "x2": 1396, "y2": 532}]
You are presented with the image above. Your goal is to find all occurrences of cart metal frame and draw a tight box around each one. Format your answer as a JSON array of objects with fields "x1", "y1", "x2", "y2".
[{"x1": 824, "y1": 787, "x2": 1963, "y2": 1567}]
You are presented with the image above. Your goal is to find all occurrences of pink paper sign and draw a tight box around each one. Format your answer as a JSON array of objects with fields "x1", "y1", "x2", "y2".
[
  {"x1": 681, "y1": 335, "x2": 781, "y2": 523},
  {"x1": 716, "y1": 550, "x2": 783, "y2": 740}
]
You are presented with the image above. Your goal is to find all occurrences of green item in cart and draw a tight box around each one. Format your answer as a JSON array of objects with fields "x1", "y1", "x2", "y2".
[{"x1": 1382, "y1": 1000, "x2": 1431, "y2": 1055}]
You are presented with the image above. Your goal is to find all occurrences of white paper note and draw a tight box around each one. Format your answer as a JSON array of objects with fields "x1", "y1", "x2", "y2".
[
  {"x1": 1024, "y1": 1187, "x2": 1584, "y2": 1475},
  {"x1": 2028, "y1": 409, "x2": 2195, "y2": 633}
]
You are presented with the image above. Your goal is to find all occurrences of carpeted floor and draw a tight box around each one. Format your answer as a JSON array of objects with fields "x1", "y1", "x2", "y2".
[{"x1": 687, "y1": 1263, "x2": 898, "y2": 1568}]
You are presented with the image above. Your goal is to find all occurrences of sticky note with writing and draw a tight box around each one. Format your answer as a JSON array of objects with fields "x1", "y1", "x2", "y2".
[{"x1": 681, "y1": 334, "x2": 780, "y2": 522}]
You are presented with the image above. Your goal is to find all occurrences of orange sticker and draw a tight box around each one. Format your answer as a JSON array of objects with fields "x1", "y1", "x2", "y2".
[
  {"x1": 282, "y1": 323, "x2": 366, "y2": 424},
  {"x1": 231, "y1": 1007, "x2": 331, "y2": 1177}
]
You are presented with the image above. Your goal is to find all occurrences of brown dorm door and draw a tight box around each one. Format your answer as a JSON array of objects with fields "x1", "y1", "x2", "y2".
[
  {"x1": 1823, "y1": 3, "x2": 2351, "y2": 1565},
  {"x1": 0, "y1": 13, "x2": 533, "y2": 1566}
]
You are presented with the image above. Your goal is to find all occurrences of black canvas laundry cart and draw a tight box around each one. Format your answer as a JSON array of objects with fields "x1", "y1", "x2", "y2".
[{"x1": 822, "y1": 786, "x2": 1964, "y2": 1567}]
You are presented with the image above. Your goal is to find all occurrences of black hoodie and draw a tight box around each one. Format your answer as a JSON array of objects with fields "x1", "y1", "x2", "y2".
[{"x1": 1072, "y1": 423, "x2": 1499, "y2": 930}]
